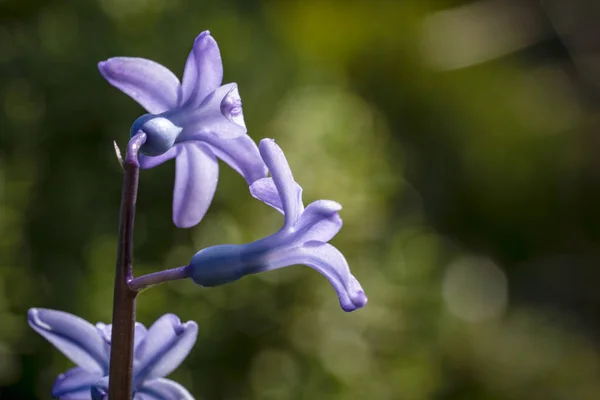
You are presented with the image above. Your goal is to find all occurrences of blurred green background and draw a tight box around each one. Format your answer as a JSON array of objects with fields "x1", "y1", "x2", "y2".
[{"x1": 2, "y1": 0, "x2": 600, "y2": 398}]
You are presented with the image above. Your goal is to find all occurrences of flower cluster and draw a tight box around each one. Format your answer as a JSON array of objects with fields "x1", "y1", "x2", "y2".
[
  {"x1": 29, "y1": 308, "x2": 197, "y2": 399},
  {"x1": 99, "y1": 31, "x2": 266, "y2": 228},
  {"x1": 30, "y1": 30, "x2": 366, "y2": 399}
]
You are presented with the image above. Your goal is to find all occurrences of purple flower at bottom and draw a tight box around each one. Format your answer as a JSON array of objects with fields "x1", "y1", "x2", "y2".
[
  {"x1": 186, "y1": 139, "x2": 367, "y2": 312},
  {"x1": 99, "y1": 31, "x2": 267, "y2": 228},
  {"x1": 28, "y1": 308, "x2": 197, "y2": 399}
]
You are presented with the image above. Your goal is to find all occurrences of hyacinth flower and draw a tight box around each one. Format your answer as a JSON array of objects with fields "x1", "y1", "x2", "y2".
[
  {"x1": 181, "y1": 139, "x2": 367, "y2": 311},
  {"x1": 28, "y1": 308, "x2": 197, "y2": 399},
  {"x1": 98, "y1": 31, "x2": 267, "y2": 228}
]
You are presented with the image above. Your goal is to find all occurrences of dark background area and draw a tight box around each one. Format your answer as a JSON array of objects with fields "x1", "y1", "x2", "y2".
[{"x1": 2, "y1": 0, "x2": 600, "y2": 398}]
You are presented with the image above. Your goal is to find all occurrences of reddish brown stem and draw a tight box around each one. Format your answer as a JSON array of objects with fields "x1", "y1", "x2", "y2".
[{"x1": 108, "y1": 133, "x2": 146, "y2": 399}]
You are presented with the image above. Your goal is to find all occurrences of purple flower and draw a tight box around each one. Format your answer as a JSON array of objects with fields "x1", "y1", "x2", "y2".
[
  {"x1": 186, "y1": 139, "x2": 367, "y2": 312},
  {"x1": 98, "y1": 31, "x2": 267, "y2": 228},
  {"x1": 28, "y1": 308, "x2": 197, "y2": 399}
]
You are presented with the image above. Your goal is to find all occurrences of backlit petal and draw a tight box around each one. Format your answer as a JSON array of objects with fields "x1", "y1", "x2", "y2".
[
  {"x1": 52, "y1": 367, "x2": 103, "y2": 399},
  {"x1": 264, "y1": 243, "x2": 367, "y2": 312},
  {"x1": 258, "y1": 139, "x2": 303, "y2": 227},
  {"x1": 180, "y1": 31, "x2": 223, "y2": 108},
  {"x1": 190, "y1": 131, "x2": 267, "y2": 185},
  {"x1": 173, "y1": 142, "x2": 219, "y2": 228},
  {"x1": 28, "y1": 308, "x2": 109, "y2": 373},
  {"x1": 134, "y1": 323, "x2": 148, "y2": 351},
  {"x1": 134, "y1": 315, "x2": 198, "y2": 383},
  {"x1": 98, "y1": 58, "x2": 179, "y2": 114},
  {"x1": 249, "y1": 178, "x2": 283, "y2": 213},
  {"x1": 293, "y1": 200, "x2": 342, "y2": 244},
  {"x1": 135, "y1": 378, "x2": 194, "y2": 400}
]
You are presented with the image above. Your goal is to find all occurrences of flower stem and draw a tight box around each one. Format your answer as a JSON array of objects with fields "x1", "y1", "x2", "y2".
[
  {"x1": 128, "y1": 266, "x2": 190, "y2": 291},
  {"x1": 108, "y1": 133, "x2": 146, "y2": 400}
]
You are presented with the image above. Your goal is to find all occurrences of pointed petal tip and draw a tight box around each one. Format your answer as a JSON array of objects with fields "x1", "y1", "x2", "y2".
[
  {"x1": 28, "y1": 308, "x2": 51, "y2": 329},
  {"x1": 192, "y1": 30, "x2": 218, "y2": 54},
  {"x1": 197, "y1": 30, "x2": 211, "y2": 40},
  {"x1": 97, "y1": 59, "x2": 114, "y2": 77},
  {"x1": 27, "y1": 308, "x2": 37, "y2": 325}
]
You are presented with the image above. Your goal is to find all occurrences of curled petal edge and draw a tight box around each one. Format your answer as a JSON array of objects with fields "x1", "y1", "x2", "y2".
[{"x1": 264, "y1": 242, "x2": 367, "y2": 312}]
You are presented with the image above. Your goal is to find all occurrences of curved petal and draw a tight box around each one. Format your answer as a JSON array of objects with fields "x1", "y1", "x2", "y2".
[
  {"x1": 196, "y1": 132, "x2": 267, "y2": 184},
  {"x1": 135, "y1": 378, "x2": 194, "y2": 400},
  {"x1": 93, "y1": 322, "x2": 145, "y2": 349},
  {"x1": 178, "y1": 83, "x2": 248, "y2": 141},
  {"x1": 58, "y1": 389, "x2": 95, "y2": 400},
  {"x1": 98, "y1": 58, "x2": 179, "y2": 114},
  {"x1": 52, "y1": 367, "x2": 103, "y2": 399},
  {"x1": 249, "y1": 177, "x2": 304, "y2": 215},
  {"x1": 91, "y1": 376, "x2": 109, "y2": 400},
  {"x1": 95, "y1": 323, "x2": 112, "y2": 345},
  {"x1": 180, "y1": 31, "x2": 223, "y2": 108},
  {"x1": 134, "y1": 323, "x2": 148, "y2": 351},
  {"x1": 294, "y1": 200, "x2": 342, "y2": 243},
  {"x1": 264, "y1": 243, "x2": 367, "y2": 312},
  {"x1": 134, "y1": 314, "x2": 198, "y2": 383},
  {"x1": 258, "y1": 139, "x2": 304, "y2": 227},
  {"x1": 28, "y1": 308, "x2": 109, "y2": 373},
  {"x1": 250, "y1": 178, "x2": 283, "y2": 213},
  {"x1": 91, "y1": 391, "x2": 108, "y2": 400},
  {"x1": 139, "y1": 145, "x2": 178, "y2": 170},
  {"x1": 173, "y1": 142, "x2": 219, "y2": 228}
]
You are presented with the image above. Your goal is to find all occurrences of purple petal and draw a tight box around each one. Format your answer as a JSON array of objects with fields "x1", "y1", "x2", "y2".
[
  {"x1": 249, "y1": 177, "x2": 304, "y2": 215},
  {"x1": 91, "y1": 390, "x2": 108, "y2": 400},
  {"x1": 139, "y1": 146, "x2": 178, "y2": 170},
  {"x1": 264, "y1": 243, "x2": 367, "y2": 312},
  {"x1": 95, "y1": 323, "x2": 112, "y2": 344},
  {"x1": 52, "y1": 367, "x2": 103, "y2": 399},
  {"x1": 134, "y1": 323, "x2": 148, "y2": 351},
  {"x1": 258, "y1": 139, "x2": 304, "y2": 227},
  {"x1": 134, "y1": 314, "x2": 198, "y2": 383},
  {"x1": 98, "y1": 58, "x2": 179, "y2": 114},
  {"x1": 250, "y1": 178, "x2": 284, "y2": 213},
  {"x1": 293, "y1": 200, "x2": 342, "y2": 243},
  {"x1": 179, "y1": 31, "x2": 223, "y2": 108},
  {"x1": 28, "y1": 308, "x2": 109, "y2": 373},
  {"x1": 58, "y1": 389, "x2": 95, "y2": 400},
  {"x1": 94, "y1": 322, "x2": 145, "y2": 349},
  {"x1": 135, "y1": 378, "x2": 194, "y2": 400},
  {"x1": 173, "y1": 142, "x2": 219, "y2": 228},
  {"x1": 91, "y1": 377, "x2": 109, "y2": 400},
  {"x1": 178, "y1": 83, "x2": 248, "y2": 141},
  {"x1": 192, "y1": 131, "x2": 267, "y2": 185}
]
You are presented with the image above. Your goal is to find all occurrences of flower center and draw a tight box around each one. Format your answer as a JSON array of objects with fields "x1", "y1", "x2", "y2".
[{"x1": 220, "y1": 85, "x2": 245, "y2": 128}]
